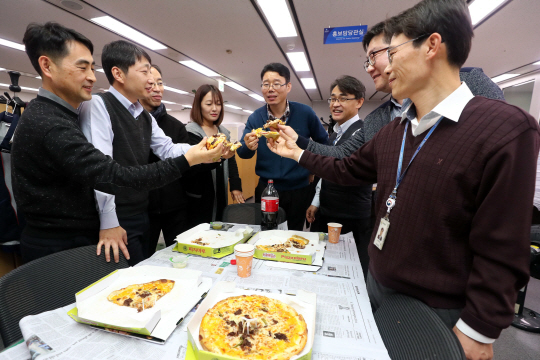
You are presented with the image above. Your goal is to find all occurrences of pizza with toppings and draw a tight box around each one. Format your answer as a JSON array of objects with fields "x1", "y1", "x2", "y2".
[
  {"x1": 251, "y1": 128, "x2": 280, "y2": 139},
  {"x1": 206, "y1": 133, "x2": 243, "y2": 151},
  {"x1": 256, "y1": 244, "x2": 290, "y2": 253},
  {"x1": 199, "y1": 295, "x2": 308, "y2": 360},
  {"x1": 107, "y1": 279, "x2": 175, "y2": 313},
  {"x1": 263, "y1": 119, "x2": 286, "y2": 129}
]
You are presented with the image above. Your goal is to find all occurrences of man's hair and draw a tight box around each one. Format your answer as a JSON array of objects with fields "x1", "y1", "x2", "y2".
[
  {"x1": 151, "y1": 64, "x2": 163, "y2": 77},
  {"x1": 190, "y1": 84, "x2": 224, "y2": 126},
  {"x1": 23, "y1": 22, "x2": 94, "y2": 76},
  {"x1": 330, "y1": 76, "x2": 366, "y2": 100},
  {"x1": 362, "y1": 21, "x2": 392, "y2": 52},
  {"x1": 101, "y1": 40, "x2": 152, "y2": 84},
  {"x1": 260, "y1": 63, "x2": 291, "y2": 84},
  {"x1": 384, "y1": 0, "x2": 473, "y2": 68}
]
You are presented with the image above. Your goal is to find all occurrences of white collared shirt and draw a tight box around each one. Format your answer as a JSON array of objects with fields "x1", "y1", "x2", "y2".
[
  {"x1": 312, "y1": 115, "x2": 361, "y2": 207},
  {"x1": 400, "y1": 82, "x2": 474, "y2": 136},
  {"x1": 79, "y1": 85, "x2": 192, "y2": 229}
]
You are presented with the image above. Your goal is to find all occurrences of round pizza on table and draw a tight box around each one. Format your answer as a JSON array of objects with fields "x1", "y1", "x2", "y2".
[{"x1": 199, "y1": 294, "x2": 308, "y2": 360}]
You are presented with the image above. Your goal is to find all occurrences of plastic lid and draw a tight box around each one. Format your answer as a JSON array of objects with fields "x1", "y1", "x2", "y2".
[
  {"x1": 230, "y1": 259, "x2": 237, "y2": 265},
  {"x1": 268, "y1": 179, "x2": 273, "y2": 183}
]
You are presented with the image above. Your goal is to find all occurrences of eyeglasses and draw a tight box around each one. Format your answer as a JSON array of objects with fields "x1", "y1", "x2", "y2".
[
  {"x1": 261, "y1": 83, "x2": 287, "y2": 90},
  {"x1": 387, "y1": 34, "x2": 429, "y2": 65},
  {"x1": 150, "y1": 81, "x2": 165, "y2": 88},
  {"x1": 327, "y1": 97, "x2": 356, "y2": 104},
  {"x1": 363, "y1": 47, "x2": 389, "y2": 72}
]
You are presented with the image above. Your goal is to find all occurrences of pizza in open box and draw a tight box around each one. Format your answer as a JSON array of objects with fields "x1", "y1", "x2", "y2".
[
  {"x1": 199, "y1": 294, "x2": 308, "y2": 360},
  {"x1": 107, "y1": 279, "x2": 175, "y2": 313}
]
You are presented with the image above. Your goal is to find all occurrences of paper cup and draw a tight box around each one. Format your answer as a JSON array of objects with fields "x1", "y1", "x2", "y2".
[
  {"x1": 328, "y1": 223, "x2": 343, "y2": 244},
  {"x1": 234, "y1": 244, "x2": 255, "y2": 278}
]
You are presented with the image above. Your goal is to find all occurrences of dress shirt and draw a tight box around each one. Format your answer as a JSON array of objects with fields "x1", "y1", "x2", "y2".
[
  {"x1": 79, "y1": 86, "x2": 192, "y2": 229},
  {"x1": 311, "y1": 115, "x2": 360, "y2": 207},
  {"x1": 389, "y1": 96, "x2": 403, "y2": 122},
  {"x1": 38, "y1": 88, "x2": 78, "y2": 115},
  {"x1": 267, "y1": 100, "x2": 290, "y2": 122}
]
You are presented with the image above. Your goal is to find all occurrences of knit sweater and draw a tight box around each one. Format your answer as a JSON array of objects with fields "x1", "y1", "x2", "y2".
[
  {"x1": 11, "y1": 95, "x2": 190, "y2": 238},
  {"x1": 237, "y1": 101, "x2": 328, "y2": 191},
  {"x1": 299, "y1": 96, "x2": 540, "y2": 338}
]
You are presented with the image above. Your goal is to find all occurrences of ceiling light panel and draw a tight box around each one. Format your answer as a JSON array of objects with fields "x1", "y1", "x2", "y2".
[
  {"x1": 225, "y1": 104, "x2": 242, "y2": 110},
  {"x1": 96, "y1": 68, "x2": 105, "y2": 73},
  {"x1": 468, "y1": 0, "x2": 507, "y2": 26},
  {"x1": 249, "y1": 94, "x2": 265, "y2": 102},
  {"x1": 161, "y1": 100, "x2": 177, "y2": 104},
  {"x1": 257, "y1": 0, "x2": 297, "y2": 38},
  {"x1": 183, "y1": 105, "x2": 192, "y2": 108},
  {"x1": 225, "y1": 82, "x2": 248, "y2": 92},
  {"x1": 286, "y1": 52, "x2": 310, "y2": 72},
  {"x1": 534, "y1": 61, "x2": 540, "y2": 65},
  {"x1": 90, "y1": 16, "x2": 166, "y2": 50},
  {"x1": 179, "y1": 60, "x2": 219, "y2": 77},
  {"x1": 243, "y1": 110, "x2": 254, "y2": 114},
  {"x1": 163, "y1": 85, "x2": 188, "y2": 95},
  {"x1": 0, "y1": 38, "x2": 25, "y2": 51},
  {"x1": 301, "y1": 78, "x2": 317, "y2": 90},
  {"x1": 491, "y1": 73, "x2": 520, "y2": 83}
]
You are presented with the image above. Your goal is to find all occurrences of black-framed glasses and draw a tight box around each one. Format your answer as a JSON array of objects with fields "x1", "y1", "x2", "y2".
[
  {"x1": 387, "y1": 34, "x2": 429, "y2": 65},
  {"x1": 327, "y1": 97, "x2": 356, "y2": 104},
  {"x1": 363, "y1": 47, "x2": 389, "y2": 72},
  {"x1": 261, "y1": 83, "x2": 287, "y2": 90},
  {"x1": 150, "y1": 81, "x2": 165, "y2": 88}
]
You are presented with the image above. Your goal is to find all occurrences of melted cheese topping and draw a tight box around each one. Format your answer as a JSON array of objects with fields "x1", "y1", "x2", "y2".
[
  {"x1": 107, "y1": 279, "x2": 175, "y2": 312},
  {"x1": 199, "y1": 295, "x2": 307, "y2": 360}
]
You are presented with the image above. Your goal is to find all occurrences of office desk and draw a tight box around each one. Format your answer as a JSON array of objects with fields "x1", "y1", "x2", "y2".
[{"x1": 0, "y1": 233, "x2": 390, "y2": 360}]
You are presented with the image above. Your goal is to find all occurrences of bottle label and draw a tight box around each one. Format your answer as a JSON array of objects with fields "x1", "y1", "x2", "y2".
[{"x1": 261, "y1": 197, "x2": 279, "y2": 212}]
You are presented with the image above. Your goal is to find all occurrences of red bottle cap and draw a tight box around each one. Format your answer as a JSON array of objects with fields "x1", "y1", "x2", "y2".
[{"x1": 230, "y1": 259, "x2": 237, "y2": 265}]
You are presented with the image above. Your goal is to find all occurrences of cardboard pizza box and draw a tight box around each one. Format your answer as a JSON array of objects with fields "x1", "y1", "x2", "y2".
[
  {"x1": 186, "y1": 281, "x2": 317, "y2": 360},
  {"x1": 174, "y1": 223, "x2": 255, "y2": 258},
  {"x1": 248, "y1": 230, "x2": 325, "y2": 265},
  {"x1": 68, "y1": 266, "x2": 212, "y2": 343}
]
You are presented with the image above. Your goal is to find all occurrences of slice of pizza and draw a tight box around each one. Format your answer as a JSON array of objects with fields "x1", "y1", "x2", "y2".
[
  {"x1": 261, "y1": 131, "x2": 280, "y2": 140},
  {"x1": 224, "y1": 140, "x2": 242, "y2": 151},
  {"x1": 206, "y1": 133, "x2": 227, "y2": 150},
  {"x1": 252, "y1": 128, "x2": 264, "y2": 138},
  {"x1": 107, "y1": 279, "x2": 175, "y2": 313},
  {"x1": 263, "y1": 119, "x2": 286, "y2": 129}
]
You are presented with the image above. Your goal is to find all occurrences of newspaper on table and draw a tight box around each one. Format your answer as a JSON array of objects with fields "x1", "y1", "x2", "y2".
[{"x1": 1, "y1": 233, "x2": 390, "y2": 360}]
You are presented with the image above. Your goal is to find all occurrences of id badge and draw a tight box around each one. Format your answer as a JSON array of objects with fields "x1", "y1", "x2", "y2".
[{"x1": 374, "y1": 217, "x2": 390, "y2": 250}]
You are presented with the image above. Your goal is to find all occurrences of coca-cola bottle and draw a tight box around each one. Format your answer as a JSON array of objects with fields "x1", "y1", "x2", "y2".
[{"x1": 261, "y1": 179, "x2": 279, "y2": 230}]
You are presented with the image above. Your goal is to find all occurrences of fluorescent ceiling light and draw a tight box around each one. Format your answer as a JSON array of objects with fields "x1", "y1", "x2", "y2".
[
  {"x1": 36, "y1": 76, "x2": 41, "y2": 79},
  {"x1": 491, "y1": 73, "x2": 520, "y2": 83},
  {"x1": 249, "y1": 94, "x2": 265, "y2": 102},
  {"x1": 301, "y1": 78, "x2": 317, "y2": 90},
  {"x1": 161, "y1": 100, "x2": 177, "y2": 104},
  {"x1": 96, "y1": 68, "x2": 105, "y2": 73},
  {"x1": 166, "y1": 108, "x2": 171, "y2": 111},
  {"x1": 0, "y1": 68, "x2": 5, "y2": 71},
  {"x1": 257, "y1": 0, "x2": 297, "y2": 38},
  {"x1": 225, "y1": 81, "x2": 248, "y2": 92},
  {"x1": 533, "y1": 61, "x2": 540, "y2": 65},
  {"x1": 163, "y1": 85, "x2": 188, "y2": 95},
  {"x1": 179, "y1": 60, "x2": 219, "y2": 77},
  {"x1": 1, "y1": 83, "x2": 38, "y2": 92},
  {"x1": 513, "y1": 79, "x2": 535, "y2": 87},
  {"x1": 243, "y1": 110, "x2": 254, "y2": 114},
  {"x1": 183, "y1": 104, "x2": 192, "y2": 108},
  {"x1": 286, "y1": 52, "x2": 310, "y2": 72},
  {"x1": 0, "y1": 38, "x2": 25, "y2": 51},
  {"x1": 225, "y1": 104, "x2": 242, "y2": 110},
  {"x1": 90, "y1": 16, "x2": 166, "y2": 50},
  {"x1": 468, "y1": 0, "x2": 507, "y2": 26}
]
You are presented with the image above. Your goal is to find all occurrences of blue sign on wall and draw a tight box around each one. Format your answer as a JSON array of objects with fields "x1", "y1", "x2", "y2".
[{"x1": 324, "y1": 25, "x2": 368, "y2": 44}]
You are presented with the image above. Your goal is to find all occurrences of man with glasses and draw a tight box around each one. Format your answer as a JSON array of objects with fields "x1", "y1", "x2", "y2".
[
  {"x1": 80, "y1": 41, "x2": 193, "y2": 265},
  {"x1": 238, "y1": 62, "x2": 327, "y2": 231},
  {"x1": 267, "y1": 0, "x2": 539, "y2": 358},
  {"x1": 139, "y1": 65, "x2": 191, "y2": 257},
  {"x1": 306, "y1": 76, "x2": 372, "y2": 278}
]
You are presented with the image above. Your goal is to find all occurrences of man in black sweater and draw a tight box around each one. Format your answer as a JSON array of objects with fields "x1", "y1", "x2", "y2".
[
  {"x1": 140, "y1": 64, "x2": 191, "y2": 255},
  {"x1": 12, "y1": 22, "x2": 222, "y2": 264}
]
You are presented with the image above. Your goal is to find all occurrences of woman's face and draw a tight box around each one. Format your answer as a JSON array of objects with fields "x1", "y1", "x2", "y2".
[{"x1": 201, "y1": 91, "x2": 222, "y2": 123}]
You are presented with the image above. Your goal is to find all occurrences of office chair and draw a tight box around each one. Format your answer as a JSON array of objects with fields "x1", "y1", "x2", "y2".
[
  {"x1": 222, "y1": 203, "x2": 286, "y2": 226},
  {"x1": 374, "y1": 294, "x2": 466, "y2": 360},
  {"x1": 0, "y1": 245, "x2": 129, "y2": 346}
]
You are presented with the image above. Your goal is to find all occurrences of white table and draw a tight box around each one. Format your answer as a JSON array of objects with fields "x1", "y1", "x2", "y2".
[{"x1": 0, "y1": 233, "x2": 390, "y2": 360}]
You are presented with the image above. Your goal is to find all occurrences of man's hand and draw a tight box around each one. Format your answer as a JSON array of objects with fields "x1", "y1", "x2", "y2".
[
  {"x1": 231, "y1": 190, "x2": 246, "y2": 204},
  {"x1": 244, "y1": 132, "x2": 259, "y2": 151},
  {"x1": 453, "y1": 326, "x2": 493, "y2": 360},
  {"x1": 306, "y1": 205, "x2": 318, "y2": 223},
  {"x1": 185, "y1": 137, "x2": 224, "y2": 165},
  {"x1": 222, "y1": 148, "x2": 236, "y2": 159},
  {"x1": 266, "y1": 130, "x2": 303, "y2": 161},
  {"x1": 97, "y1": 226, "x2": 130, "y2": 263},
  {"x1": 276, "y1": 124, "x2": 299, "y2": 141}
]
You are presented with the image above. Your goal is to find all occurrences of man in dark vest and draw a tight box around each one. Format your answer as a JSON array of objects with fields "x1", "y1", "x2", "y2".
[
  {"x1": 80, "y1": 41, "x2": 192, "y2": 266},
  {"x1": 306, "y1": 76, "x2": 371, "y2": 277}
]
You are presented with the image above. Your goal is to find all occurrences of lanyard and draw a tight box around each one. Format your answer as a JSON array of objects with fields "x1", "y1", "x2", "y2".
[{"x1": 385, "y1": 116, "x2": 444, "y2": 215}]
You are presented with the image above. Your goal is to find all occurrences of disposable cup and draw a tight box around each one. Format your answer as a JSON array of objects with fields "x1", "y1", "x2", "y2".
[
  {"x1": 234, "y1": 243, "x2": 255, "y2": 278},
  {"x1": 328, "y1": 223, "x2": 343, "y2": 244}
]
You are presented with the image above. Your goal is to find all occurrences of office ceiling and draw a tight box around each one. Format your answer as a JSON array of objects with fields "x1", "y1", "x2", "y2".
[{"x1": 0, "y1": 0, "x2": 539, "y2": 117}]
